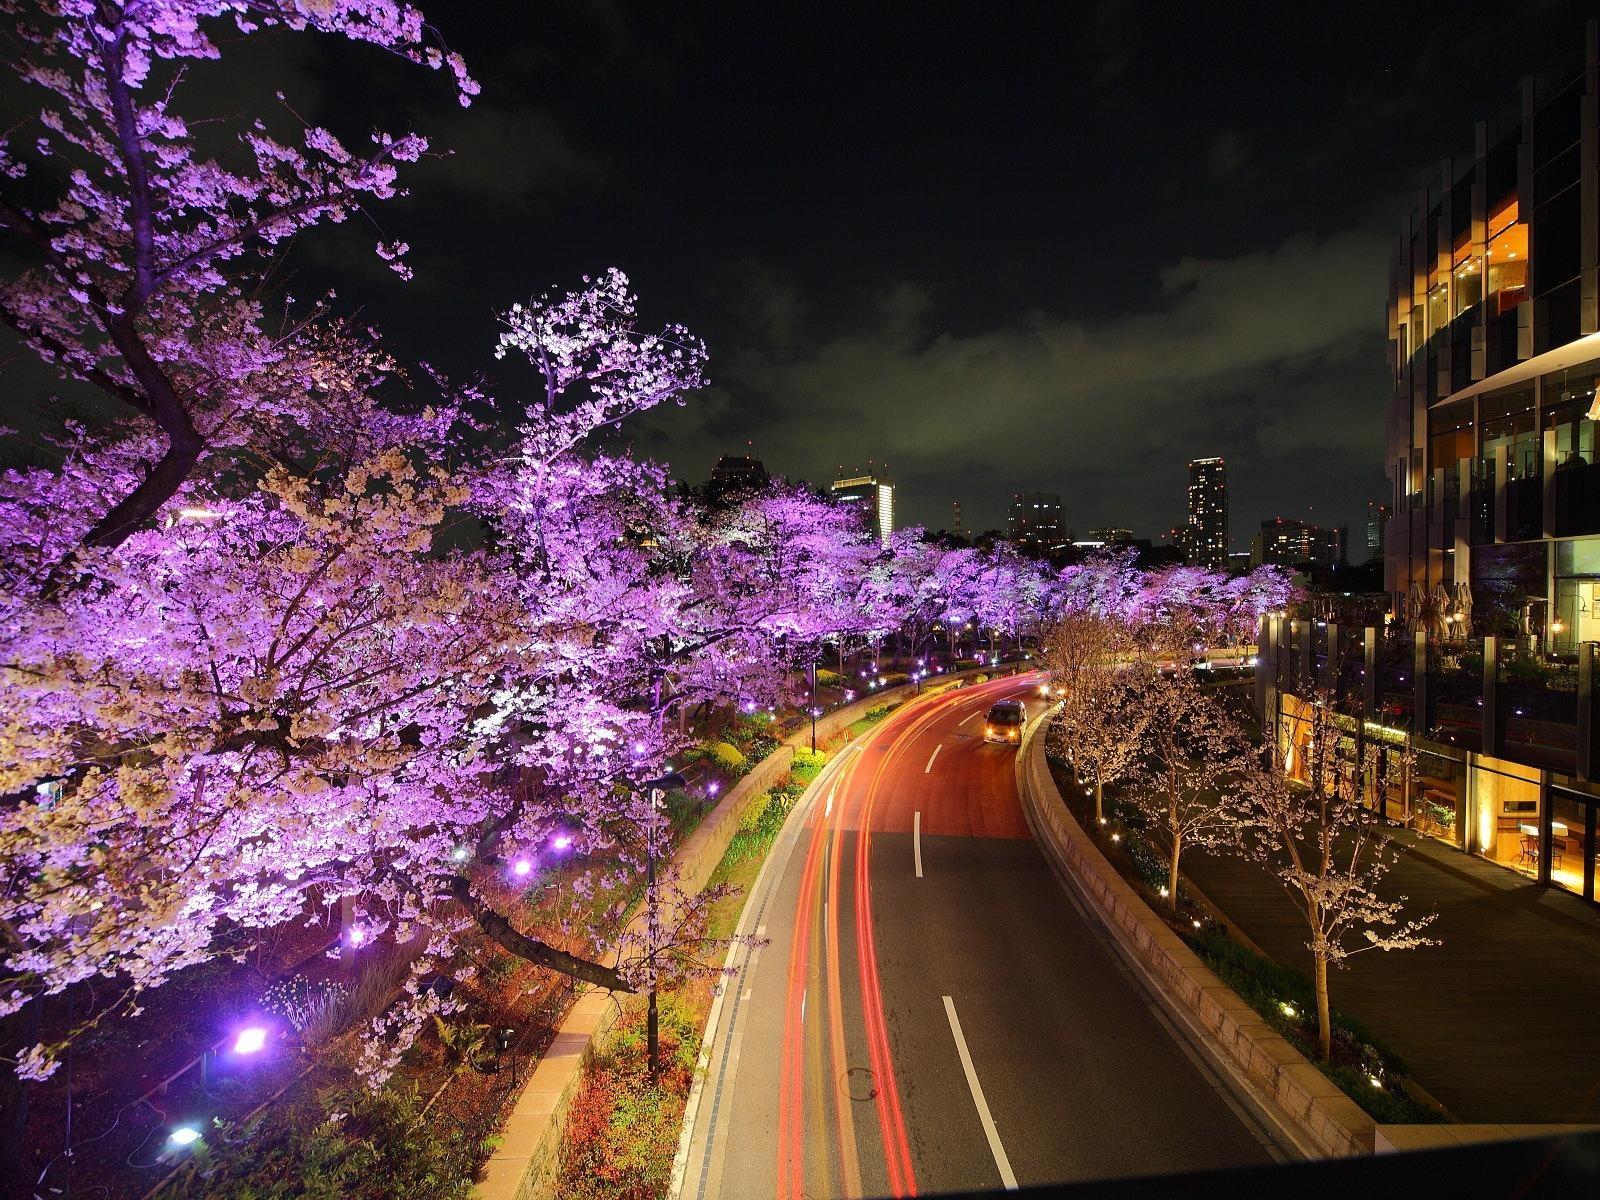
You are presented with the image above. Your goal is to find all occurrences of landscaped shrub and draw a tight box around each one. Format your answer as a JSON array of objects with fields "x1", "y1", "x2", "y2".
[
  {"x1": 816, "y1": 668, "x2": 844, "y2": 688},
  {"x1": 879, "y1": 671, "x2": 910, "y2": 687},
  {"x1": 170, "y1": 1087, "x2": 482, "y2": 1200},
  {"x1": 1184, "y1": 925, "x2": 1437, "y2": 1123},
  {"x1": 702, "y1": 741, "x2": 746, "y2": 773},
  {"x1": 791, "y1": 748, "x2": 826, "y2": 786}
]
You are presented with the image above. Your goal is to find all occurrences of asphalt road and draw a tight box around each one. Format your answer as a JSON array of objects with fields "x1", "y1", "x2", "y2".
[{"x1": 678, "y1": 675, "x2": 1280, "y2": 1200}]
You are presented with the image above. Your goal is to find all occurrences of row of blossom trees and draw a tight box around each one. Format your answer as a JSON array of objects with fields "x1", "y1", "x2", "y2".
[
  {"x1": 1042, "y1": 604, "x2": 1438, "y2": 1062},
  {"x1": 0, "y1": 1, "x2": 1308, "y2": 1107}
]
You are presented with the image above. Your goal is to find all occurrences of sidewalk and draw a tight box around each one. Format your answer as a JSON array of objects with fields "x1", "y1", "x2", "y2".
[{"x1": 1182, "y1": 830, "x2": 1600, "y2": 1123}]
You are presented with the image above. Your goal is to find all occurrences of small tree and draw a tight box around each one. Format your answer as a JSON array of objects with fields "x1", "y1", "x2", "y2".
[
  {"x1": 1042, "y1": 609, "x2": 1149, "y2": 825},
  {"x1": 1128, "y1": 661, "x2": 1250, "y2": 911},
  {"x1": 1241, "y1": 688, "x2": 1439, "y2": 1061}
]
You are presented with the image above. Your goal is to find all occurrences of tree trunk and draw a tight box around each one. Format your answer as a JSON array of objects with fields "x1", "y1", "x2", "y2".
[
  {"x1": 1094, "y1": 778, "x2": 1104, "y2": 825},
  {"x1": 1314, "y1": 951, "x2": 1332, "y2": 1061},
  {"x1": 1167, "y1": 835, "x2": 1181, "y2": 911}
]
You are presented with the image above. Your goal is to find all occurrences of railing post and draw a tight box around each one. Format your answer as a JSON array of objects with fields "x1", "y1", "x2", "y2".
[
  {"x1": 1484, "y1": 635, "x2": 1501, "y2": 756},
  {"x1": 1363, "y1": 625, "x2": 1378, "y2": 721},
  {"x1": 1580, "y1": 642, "x2": 1596, "y2": 783},
  {"x1": 1413, "y1": 628, "x2": 1430, "y2": 735}
]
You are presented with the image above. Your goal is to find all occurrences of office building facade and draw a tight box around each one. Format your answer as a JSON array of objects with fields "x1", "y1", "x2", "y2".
[
  {"x1": 1185, "y1": 457, "x2": 1229, "y2": 570},
  {"x1": 1249, "y1": 517, "x2": 1345, "y2": 570},
  {"x1": 830, "y1": 473, "x2": 896, "y2": 548},
  {"x1": 1007, "y1": 491, "x2": 1067, "y2": 556},
  {"x1": 1385, "y1": 27, "x2": 1600, "y2": 648},
  {"x1": 1261, "y1": 27, "x2": 1600, "y2": 909}
]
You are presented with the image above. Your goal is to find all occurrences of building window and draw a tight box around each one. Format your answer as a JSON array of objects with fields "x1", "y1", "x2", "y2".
[
  {"x1": 1485, "y1": 195, "x2": 1529, "y2": 315},
  {"x1": 1452, "y1": 230, "x2": 1483, "y2": 316},
  {"x1": 1544, "y1": 359, "x2": 1600, "y2": 537}
]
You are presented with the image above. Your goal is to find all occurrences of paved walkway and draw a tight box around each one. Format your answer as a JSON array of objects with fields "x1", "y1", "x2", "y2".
[{"x1": 1182, "y1": 829, "x2": 1600, "y2": 1123}]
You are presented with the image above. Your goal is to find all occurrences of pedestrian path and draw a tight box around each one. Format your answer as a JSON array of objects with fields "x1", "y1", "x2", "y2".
[{"x1": 1183, "y1": 830, "x2": 1600, "y2": 1123}]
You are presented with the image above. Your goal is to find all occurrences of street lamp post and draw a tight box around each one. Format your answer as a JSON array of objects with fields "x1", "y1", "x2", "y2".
[
  {"x1": 635, "y1": 770, "x2": 686, "y2": 1078},
  {"x1": 808, "y1": 661, "x2": 818, "y2": 753}
]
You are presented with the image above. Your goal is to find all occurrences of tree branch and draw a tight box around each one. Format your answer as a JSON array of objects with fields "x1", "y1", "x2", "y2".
[{"x1": 449, "y1": 875, "x2": 629, "y2": 993}]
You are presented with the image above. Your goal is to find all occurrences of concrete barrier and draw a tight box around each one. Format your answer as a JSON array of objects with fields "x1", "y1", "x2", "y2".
[
  {"x1": 1015, "y1": 718, "x2": 1375, "y2": 1160},
  {"x1": 473, "y1": 665, "x2": 1017, "y2": 1200}
]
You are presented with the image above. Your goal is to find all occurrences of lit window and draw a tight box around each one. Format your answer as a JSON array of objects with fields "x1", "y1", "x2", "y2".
[{"x1": 1486, "y1": 196, "x2": 1528, "y2": 315}]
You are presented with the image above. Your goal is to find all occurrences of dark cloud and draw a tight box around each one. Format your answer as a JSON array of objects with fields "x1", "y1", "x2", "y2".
[{"x1": 634, "y1": 225, "x2": 1389, "y2": 539}]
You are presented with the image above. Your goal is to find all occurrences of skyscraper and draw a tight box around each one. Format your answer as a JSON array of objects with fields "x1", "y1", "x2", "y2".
[
  {"x1": 1007, "y1": 491, "x2": 1066, "y2": 556},
  {"x1": 830, "y1": 473, "x2": 895, "y2": 548},
  {"x1": 1185, "y1": 457, "x2": 1228, "y2": 570},
  {"x1": 1365, "y1": 500, "x2": 1391, "y2": 564}
]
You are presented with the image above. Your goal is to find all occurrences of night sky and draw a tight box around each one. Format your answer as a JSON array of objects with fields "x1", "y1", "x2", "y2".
[{"x1": 7, "y1": 0, "x2": 1598, "y2": 547}]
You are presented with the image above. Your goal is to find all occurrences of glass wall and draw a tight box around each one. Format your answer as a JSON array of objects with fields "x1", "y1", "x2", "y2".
[
  {"x1": 1545, "y1": 357, "x2": 1600, "y2": 537},
  {"x1": 1548, "y1": 789, "x2": 1591, "y2": 897},
  {"x1": 1483, "y1": 382, "x2": 1540, "y2": 541},
  {"x1": 1486, "y1": 195, "x2": 1529, "y2": 314},
  {"x1": 1471, "y1": 754, "x2": 1543, "y2": 875},
  {"x1": 1554, "y1": 537, "x2": 1600, "y2": 650}
]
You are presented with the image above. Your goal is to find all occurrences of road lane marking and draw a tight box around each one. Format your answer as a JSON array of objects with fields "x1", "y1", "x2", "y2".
[
  {"x1": 914, "y1": 811, "x2": 923, "y2": 877},
  {"x1": 924, "y1": 743, "x2": 942, "y2": 773},
  {"x1": 959, "y1": 711, "x2": 979, "y2": 725},
  {"x1": 942, "y1": 995, "x2": 1019, "y2": 1191}
]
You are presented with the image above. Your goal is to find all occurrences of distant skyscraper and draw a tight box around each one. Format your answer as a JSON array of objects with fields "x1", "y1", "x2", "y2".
[
  {"x1": 1365, "y1": 500, "x2": 1391, "y2": 563},
  {"x1": 1007, "y1": 491, "x2": 1066, "y2": 556},
  {"x1": 706, "y1": 453, "x2": 768, "y2": 501},
  {"x1": 1088, "y1": 526, "x2": 1135, "y2": 545},
  {"x1": 1250, "y1": 517, "x2": 1344, "y2": 570},
  {"x1": 952, "y1": 500, "x2": 964, "y2": 535},
  {"x1": 1185, "y1": 457, "x2": 1229, "y2": 570},
  {"x1": 830, "y1": 473, "x2": 895, "y2": 548}
]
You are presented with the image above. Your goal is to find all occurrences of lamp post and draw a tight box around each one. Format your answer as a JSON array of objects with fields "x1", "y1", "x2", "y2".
[
  {"x1": 808, "y1": 661, "x2": 818, "y2": 753},
  {"x1": 634, "y1": 770, "x2": 686, "y2": 1078}
]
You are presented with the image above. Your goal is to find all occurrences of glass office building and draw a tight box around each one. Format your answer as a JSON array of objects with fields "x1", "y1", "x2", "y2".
[
  {"x1": 1259, "y1": 25, "x2": 1600, "y2": 907},
  {"x1": 1386, "y1": 29, "x2": 1600, "y2": 640}
]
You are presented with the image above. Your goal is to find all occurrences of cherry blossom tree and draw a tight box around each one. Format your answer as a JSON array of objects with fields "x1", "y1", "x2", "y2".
[
  {"x1": 0, "y1": 0, "x2": 476, "y2": 568},
  {"x1": 1241, "y1": 684, "x2": 1438, "y2": 1060},
  {"x1": 1042, "y1": 609, "x2": 1149, "y2": 826},
  {"x1": 1127, "y1": 651, "x2": 1252, "y2": 911}
]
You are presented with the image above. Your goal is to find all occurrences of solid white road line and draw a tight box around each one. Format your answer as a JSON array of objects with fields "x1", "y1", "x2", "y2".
[
  {"x1": 924, "y1": 743, "x2": 942, "y2": 773},
  {"x1": 959, "y1": 711, "x2": 979, "y2": 726},
  {"x1": 943, "y1": 995, "x2": 1019, "y2": 1191},
  {"x1": 914, "y1": 811, "x2": 923, "y2": 878}
]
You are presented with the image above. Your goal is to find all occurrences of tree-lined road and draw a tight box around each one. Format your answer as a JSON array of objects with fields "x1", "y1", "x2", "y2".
[{"x1": 679, "y1": 675, "x2": 1283, "y2": 1198}]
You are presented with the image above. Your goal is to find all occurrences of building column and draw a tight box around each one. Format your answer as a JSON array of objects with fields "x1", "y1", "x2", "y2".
[
  {"x1": 1414, "y1": 628, "x2": 1430, "y2": 735},
  {"x1": 1580, "y1": 643, "x2": 1597, "y2": 783},
  {"x1": 1363, "y1": 626, "x2": 1378, "y2": 721},
  {"x1": 1484, "y1": 635, "x2": 1501, "y2": 756},
  {"x1": 1323, "y1": 622, "x2": 1340, "y2": 690}
]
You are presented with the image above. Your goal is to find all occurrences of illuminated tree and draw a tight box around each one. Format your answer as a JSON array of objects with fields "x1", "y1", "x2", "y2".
[
  {"x1": 1042, "y1": 610, "x2": 1149, "y2": 825},
  {"x1": 1241, "y1": 686, "x2": 1438, "y2": 1061},
  {"x1": 1127, "y1": 652, "x2": 1251, "y2": 911}
]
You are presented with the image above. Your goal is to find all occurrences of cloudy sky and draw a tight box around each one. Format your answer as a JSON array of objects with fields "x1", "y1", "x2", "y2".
[{"x1": 7, "y1": 0, "x2": 1595, "y2": 545}]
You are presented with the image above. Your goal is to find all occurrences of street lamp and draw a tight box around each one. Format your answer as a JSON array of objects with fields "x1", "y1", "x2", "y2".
[{"x1": 633, "y1": 770, "x2": 686, "y2": 1077}]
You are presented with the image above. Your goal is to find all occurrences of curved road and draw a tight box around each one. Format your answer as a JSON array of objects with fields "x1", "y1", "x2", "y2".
[{"x1": 678, "y1": 675, "x2": 1282, "y2": 1199}]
